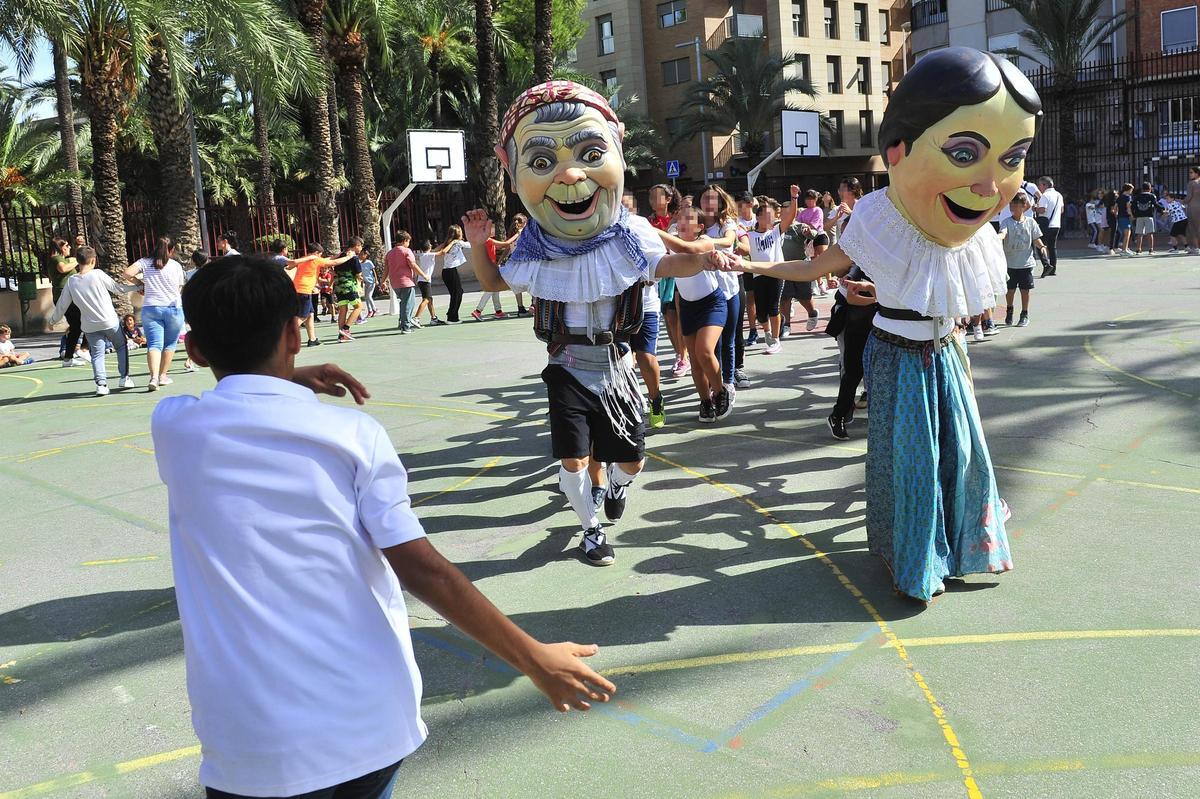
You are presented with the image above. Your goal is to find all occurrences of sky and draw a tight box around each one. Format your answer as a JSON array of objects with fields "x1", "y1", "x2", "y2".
[{"x1": 1, "y1": 38, "x2": 56, "y2": 117}]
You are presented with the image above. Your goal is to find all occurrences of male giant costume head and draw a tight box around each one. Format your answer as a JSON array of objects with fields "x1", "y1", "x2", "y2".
[
  {"x1": 497, "y1": 81, "x2": 627, "y2": 241},
  {"x1": 878, "y1": 47, "x2": 1043, "y2": 248}
]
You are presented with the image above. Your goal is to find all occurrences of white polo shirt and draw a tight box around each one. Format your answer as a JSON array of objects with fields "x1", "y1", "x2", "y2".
[{"x1": 152, "y1": 375, "x2": 428, "y2": 797}]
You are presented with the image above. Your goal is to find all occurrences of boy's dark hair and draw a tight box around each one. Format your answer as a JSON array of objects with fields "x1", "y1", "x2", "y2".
[
  {"x1": 269, "y1": 239, "x2": 287, "y2": 254},
  {"x1": 397, "y1": 230, "x2": 412, "y2": 243},
  {"x1": 803, "y1": 188, "x2": 819, "y2": 200},
  {"x1": 348, "y1": 236, "x2": 364, "y2": 247},
  {"x1": 307, "y1": 242, "x2": 325, "y2": 255},
  {"x1": 122, "y1": 313, "x2": 136, "y2": 322},
  {"x1": 218, "y1": 231, "x2": 238, "y2": 247},
  {"x1": 420, "y1": 239, "x2": 432, "y2": 250},
  {"x1": 191, "y1": 249, "x2": 208, "y2": 269},
  {"x1": 1122, "y1": 183, "x2": 1134, "y2": 193},
  {"x1": 182, "y1": 255, "x2": 297, "y2": 374},
  {"x1": 878, "y1": 47, "x2": 1042, "y2": 160},
  {"x1": 76, "y1": 246, "x2": 97, "y2": 265},
  {"x1": 1140, "y1": 181, "x2": 1152, "y2": 191}
]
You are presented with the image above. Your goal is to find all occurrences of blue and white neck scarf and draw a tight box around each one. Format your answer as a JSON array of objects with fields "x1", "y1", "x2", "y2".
[{"x1": 508, "y1": 205, "x2": 649, "y2": 276}]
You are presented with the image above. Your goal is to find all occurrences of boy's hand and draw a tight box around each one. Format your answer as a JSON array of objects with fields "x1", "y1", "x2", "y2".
[
  {"x1": 293, "y1": 364, "x2": 370, "y2": 405},
  {"x1": 526, "y1": 642, "x2": 616, "y2": 712},
  {"x1": 461, "y1": 209, "x2": 494, "y2": 246}
]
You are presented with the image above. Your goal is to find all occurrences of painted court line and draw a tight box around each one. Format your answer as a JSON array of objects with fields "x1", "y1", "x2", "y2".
[
  {"x1": 1084, "y1": 336, "x2": 1196, "y2": 400},
  {"x1": 411, "y1": 457, "x2": 502, "y2": 508},
  {"x1": 80, "y1": 556, "x2": 160, "y2": 567},
  {"x1": 0, "y1": 372, "x2": 43, "y2": 405}
]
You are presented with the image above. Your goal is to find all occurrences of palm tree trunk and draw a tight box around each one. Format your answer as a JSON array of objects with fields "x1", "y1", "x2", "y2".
[
  {"x1": 327, "y1": 73, "x2": 345, "y2": 183},
  {"x1": 87, "y1": 103, "x2": 132, "y2": 315},
  {"x1": 430, "y1": 51, "x2": 443, "y2": 127},
  {"x1": 475, "y1": 0, "x2": 506, "y2": 234},
  {"x1": 146, "y1": 45, "x2": 201, "y2": 257},
  {"x1": 51, "y1": 37, "x2": 84, "y2": 237},
  {"x1": 337, "y1": 63, "x2": 381, "y2": 263},
  {"x1": 1055, "y1": 73, "x2": 1079, "y2": 204},
  {"x1": 533, "y1": 0, "x2": 554, "y2": 83},
  {"x1": 297, "y1": 0, "x2": 341, "y2": 251},
  {"x1": 252, "y1": 89, "x2": 280, "y2": 235}
]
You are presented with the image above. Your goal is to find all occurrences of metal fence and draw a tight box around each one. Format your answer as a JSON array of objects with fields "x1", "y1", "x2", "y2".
[
  {"x1": 0, "y1": 186, "x2": 471, "y2": 284},
  {"x1": 1022, "y1": 49, "x2": 1200, "y2": 202}
]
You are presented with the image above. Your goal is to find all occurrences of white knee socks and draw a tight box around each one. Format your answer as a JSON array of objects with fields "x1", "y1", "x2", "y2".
[
  {"x1": 607, "y1": 462, "x2": 637, "y2": 491},
  {"x1": 559, "y1": 465, "x2": 598, "y2": 530}
]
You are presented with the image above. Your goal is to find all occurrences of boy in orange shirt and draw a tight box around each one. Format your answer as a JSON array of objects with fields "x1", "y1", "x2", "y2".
[{"x1": 286, "y1": 244, "x2": 354, "y2": 347}]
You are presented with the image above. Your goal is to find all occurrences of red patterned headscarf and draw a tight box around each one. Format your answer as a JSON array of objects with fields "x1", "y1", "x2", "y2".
[{"x1": 500, "y1": 81, "x2": 622, "y2": 147}]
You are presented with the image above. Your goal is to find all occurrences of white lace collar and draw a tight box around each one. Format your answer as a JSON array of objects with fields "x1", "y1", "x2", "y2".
[
  {"x1": 500, "y1": 215, "x2": 666, "y2": 303},
  {"x1": 837, "y1": 188, "x2": 1007, "y2": 318}
]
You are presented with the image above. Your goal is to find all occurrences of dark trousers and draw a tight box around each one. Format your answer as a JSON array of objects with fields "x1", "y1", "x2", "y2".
[
  {"x1": 752, "y1": 275, "x2": 783, "y2": 323},
  {"x1": 442, "y1": 268, "x2": 464, "y2": 322},
  {"x1": 206, "y1": 760, "x2": 401, "y2": 799},
  {"x1": 1036, "y1": 217, "x2": 1059, "y2": 269},
  {"x1": 62, "y1": 302, "x2": 83, "y2": 359},
  {"x1": 735, "y1": 280, "x2": 746, "y2": 369},
  {"x1": 833, "y1": 314, "x2": 873, "y2": 419},
  {"x1": 717, "y1": 293, "x2": 741, "y2": 384},
  {"x1": 1107, "y1": 213, "x2": 1119, "y2": 249}
]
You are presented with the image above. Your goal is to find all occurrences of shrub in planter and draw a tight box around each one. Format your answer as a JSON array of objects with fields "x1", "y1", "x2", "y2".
[{"x1": 250, "y1": 233, "x2": 296, "y2": 254}]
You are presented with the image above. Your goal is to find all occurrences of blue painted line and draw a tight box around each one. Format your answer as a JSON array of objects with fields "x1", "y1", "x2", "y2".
[
  {"x1": 410, "y1": 628, "x2": 721, "y2": 752},
  {"x1": 719, "y1": 627, "x2": 879, "y2": 743}
]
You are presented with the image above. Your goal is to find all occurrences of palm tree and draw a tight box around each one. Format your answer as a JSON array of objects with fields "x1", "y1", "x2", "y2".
[
  {"x1": 474, "y1": 0, "x2": 505, "y2": 232},
  {"x1": 1000, "y1": 0, "x2": 1127, "y2": 204},
  {"x1": 326, "y1": 0, "x2": 397, "y2": 262},
  {"x1": 674, "y1": 38, "x2": 821, "y2": 167},
  {"x1": 533, "y1": 0, "x2": 553, "y2": 83},
  {"x1": 144, "y1": 25, "x2": 200, "y2": 255},
  {"x1": 406, "y1": 0, "x2": 475, "y2": 128},
  {"x1": 51, "y1": 38, "x2": 85, "y2": 235},
  {"x1": 293, "y1": 0, "x2": 341, "y2": 251}
]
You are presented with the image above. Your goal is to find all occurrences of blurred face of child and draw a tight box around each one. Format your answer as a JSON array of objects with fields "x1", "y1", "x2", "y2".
[
  {"x1": 700, "y1": 190, "x2": 721, "y2": 220},
  {"x1": 676, "y1": 209, "x2": 702, "y2": 240},
  {"x1": 123, "y1": 317, "x2": 135, "y2": 331},
  {"x1": 1010, "y1": 198, "x2": 1028, "y2": 219},
  {"x1": 649, "y1": 188, "x2": 668, "y2": 215},
  {"x1": 737, "y1": 200, "x2": 754, "y2": 220},
  {"x1": 0, "y1": 330, "x2": 9, "y2": 343},
  {"x1": 756, "y1": 204, "x2": 776, "y2": 230},
  {"x1": 804, "y1": 196, "x2": 817, "y2": 208},
  {"x1": 622, "y1": 194, "x2": 636, "y2": 212}
]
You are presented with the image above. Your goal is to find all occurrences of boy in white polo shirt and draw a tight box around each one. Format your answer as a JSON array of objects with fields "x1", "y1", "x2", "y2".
[{"x1": 154, "y1": 255, "x2": 615, "y2": 799}]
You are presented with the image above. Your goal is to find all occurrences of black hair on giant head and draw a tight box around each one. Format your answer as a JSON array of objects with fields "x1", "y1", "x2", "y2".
[
  {"x1": 182, "y1": 254, "x2": 297, "y2": 375},
  {"x1": 877, "y1": 47, "x2": 1042, "y2": 160}
]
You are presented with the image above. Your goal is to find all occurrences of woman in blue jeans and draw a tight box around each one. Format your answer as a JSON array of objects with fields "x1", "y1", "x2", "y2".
[{"x1": 125, "y1": 236, "x2": 187, "y2": 391}]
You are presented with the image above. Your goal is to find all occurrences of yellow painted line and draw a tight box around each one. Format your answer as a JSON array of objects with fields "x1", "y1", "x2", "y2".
[
  {"x1": 1084, "y1": 336, "x2": 1196, "y2": 400},
  {"x1": 607, "y1": 628, "x2": 1200, "y2": 677},
  {"x1": 12, "y1": 432, "x2": 149, "y2": 464},
  {"x1": 80, "y1": 555, "x2": 160, "y2": 567},
  {"x1": 0, "y1": 746, "x2": 201, "y2": 799},
  {"x1": 644, "y1": 451, "x2": 983, "y2": 798},
  {"x1": 411, "y1": 457, "x2": 502, "y2": 508},
  {"x1": 369, "y1": 400, "x2": 515, "y2": 421},
  {"x1": 0, "y1": 372, "x2": 43, "y2": 403},
  {"x1": 995, "y1": 465, "x2": 1200, "y2": 496}
]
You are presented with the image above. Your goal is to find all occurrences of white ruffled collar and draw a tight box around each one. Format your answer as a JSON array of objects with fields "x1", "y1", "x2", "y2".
[{"x1": 838, "y1": 188, "x2": 1007, "y2": 318}]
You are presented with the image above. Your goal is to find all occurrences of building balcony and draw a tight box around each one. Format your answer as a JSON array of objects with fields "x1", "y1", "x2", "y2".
[
  {"x1": 706, "y1": 14, "x2": 766, "y2": 50},
  {"x1": 911, "y1": 0, "x2": 947, "y2": 30}
]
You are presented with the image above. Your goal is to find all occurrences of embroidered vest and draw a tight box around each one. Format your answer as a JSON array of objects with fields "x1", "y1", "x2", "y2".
[{"x1": 532, "y1": 283, "x2": 646, "y2": 353}]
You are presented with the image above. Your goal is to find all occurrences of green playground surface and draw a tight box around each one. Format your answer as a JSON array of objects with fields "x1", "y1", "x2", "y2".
[{"x1": 2, "y1": 252, "x2": 1199, "y2": 799}]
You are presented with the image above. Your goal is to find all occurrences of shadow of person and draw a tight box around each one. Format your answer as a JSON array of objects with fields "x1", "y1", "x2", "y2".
[{"x1": 0, "y1": 587, "x2": 178, "y2": 647}]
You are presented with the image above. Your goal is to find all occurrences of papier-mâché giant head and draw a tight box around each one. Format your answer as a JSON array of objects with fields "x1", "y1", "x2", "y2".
[
  {"x1": 497, "y1": 81, "x2": 626, "y2": 241},
  {"x1": 878, "y1": 47, "x2": 1042, "y2": 247}
]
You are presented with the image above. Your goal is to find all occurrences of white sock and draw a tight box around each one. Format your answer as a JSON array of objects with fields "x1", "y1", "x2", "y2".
[
  {"x1": 606, "y1": 463, "x2": 637, "y2": 495},
  {"x1": 559, "y1": 466, "x2": 598, "y2": 530}
]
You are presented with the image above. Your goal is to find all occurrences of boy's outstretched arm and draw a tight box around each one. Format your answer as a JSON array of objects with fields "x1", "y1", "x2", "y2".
[
  {"x1": 383, "y1": 538, "x2": 616, "y2": 712},
  {"x1": 737, "y1": 243, "x2": 854, "y2": 282}
]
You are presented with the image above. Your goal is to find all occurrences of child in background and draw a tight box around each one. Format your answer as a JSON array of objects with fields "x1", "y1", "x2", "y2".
[
  {"x1": 746, "y1": 187, "x2": 801, "y2": 355},
  {"x1": 999, "y1": 192, "x2": 1047, "y2": 328},
  {"x1": 434, "y1": 225, "x2": 470, "y2": 323},
  {"x1": 0, "y1": 324, "x2": 34, "y2": 367},
  {"x1": 1161, "y1": 191, "x2": 1189, "y2": 253},
  {"x1": 359, "y1": 251, "x2": 379, "y2": 321},
  {"x1": 1113, "y1": 183, "x2": 1134, "y2": 256},
  {"x1": 317, "y1": 264, "x2": 334, "y2": 322},
  {"x1": 412, "y1": 240, "x2": 445, "y2": 326},
  {"x1": 158, "y1": 255, "x2": 614, "y2": 799},
  {"x1": 122, "y1": 314, "x2": 146, "y2": 349},
  {"x1": 48, "y1": 246, "x2": 141, "y2": 395},
  {"x1": 1130, "y1": 181, "x2": 1159, "y2": 255},
  {"x1": 1085, "y1": 191, "x2": 1104, "y2": 251}
]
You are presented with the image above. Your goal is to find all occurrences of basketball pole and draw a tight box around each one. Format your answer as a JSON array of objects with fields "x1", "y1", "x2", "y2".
[{"x1": 381, "y1": 184, "x2": 417, "y2": 316}]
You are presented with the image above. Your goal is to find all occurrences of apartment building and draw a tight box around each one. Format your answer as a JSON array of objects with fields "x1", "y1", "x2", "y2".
[{"x1": 572, "y1": 0, "x2": 911, "y2": 193}]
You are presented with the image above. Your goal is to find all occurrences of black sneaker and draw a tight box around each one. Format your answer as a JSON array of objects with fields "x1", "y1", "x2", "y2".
[
  {"x1": 698, "y1": 398, "x2": 716, "y2": 423},
  {"x1": 581, "y1": 526, "x2": 614, "y2": 566},
  {"x1": 591, "y1": 486, "x2": 606, "y2": 513},
  {"x1": 1004, "y1": 308, "x2": 1014, "y2": 326},
  {"x1": 603, "y1": 469, "x2": 627, "y2": 521},
  {"x1": 517, "y1": 307, "x2": 530, "y2": 317},
  {"x1": 827, "y1": 414, "x2": 849, "y2": 441},
  {"x1": 734, "y1": 368, "x2": 751, "y2": 388},
  {"x1": 306, "y1": 339, "x2": 322, "y2": 347},
  {"x1": 431, "y1": 318, "x2": 448, "y2": 326},
  {"x1": 714, "y1": 389, "x2": 732, "y2": 420}
]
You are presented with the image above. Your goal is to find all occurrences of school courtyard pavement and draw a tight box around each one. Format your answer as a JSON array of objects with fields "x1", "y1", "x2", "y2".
[{"x1": 1, "y1": 246, "x2": 1198, "y2": 799}]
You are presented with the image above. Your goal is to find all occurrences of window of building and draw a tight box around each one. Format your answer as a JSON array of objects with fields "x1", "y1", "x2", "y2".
[
  {"x1": 826, "y1": 55, "x2": 841, "y2": 93},
  {"x1": 879, "y1": 10, "x2": 890, "y2": 44},
  {"x1": 829, "y1": 110, "x2": 844, "y2": 149},
  {"x1": 1162, "y1": 6, "x2": 1198, "y2": 53},
  {"x1": 1160, "y1": 97, "x2": 1199, "y2": 153},
  {"x1": 854, "y1": 3, "x2": 868, "y2": 41},
  {"x1": 600, "y1": 69, "x2": 619, "y2": 102},
  {"x1": 881, "y1": 60, "x2": 892, "y2": 96},
  {"x1": 859, "y1": 110, "x2": 873, "y2": 147},
  {"x1": 824, "y1": 1, "x2": 839, "y2": 38},
  {"x1": 856, "y1": 57, "x2": 871, "y2": 94},
  {"x1": 657, "y1": 0, "x2": 686, "y2": 29},
  {"x1": 662, "y1": 57, "x2": 690, "y2": 85},
  {"x1": 797, "y1": 53, "x2": 811, "y2": 84},
  {"x1": 792, "y1": 0, "x2": 808, "y2": 36},
  {"x1": 597, "y1": 15, "x2": 615, "y2": 56}
]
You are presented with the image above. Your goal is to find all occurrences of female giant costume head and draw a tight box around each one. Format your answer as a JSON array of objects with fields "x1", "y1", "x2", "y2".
[
  {"x1": 497, "y1": 81, "x2": 627, "y2": 241},
  {"x1": 878, "y1": 47, "x2": 1042, "y2": 248}
]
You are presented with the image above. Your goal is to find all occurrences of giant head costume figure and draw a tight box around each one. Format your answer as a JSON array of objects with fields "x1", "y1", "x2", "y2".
[
  {"x1": 498, "y1": 81, "x2": 627, "y2": 241},
  {"x1": 878, "y1": 47, "x2": 1042, "y2": 248}
]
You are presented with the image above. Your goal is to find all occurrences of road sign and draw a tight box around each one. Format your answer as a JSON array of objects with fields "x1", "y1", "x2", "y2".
[
  {"x1": 665, "y1": 159, "x2": 681, "y2": 178},
  {"x1": 781, "y1": 110, "x2": 820, "y2": 157}
]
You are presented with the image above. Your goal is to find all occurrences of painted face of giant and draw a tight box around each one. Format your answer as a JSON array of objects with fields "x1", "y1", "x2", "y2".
[
  {"x1": 886, "y1": 85, "x2": 1037, "y2": 247},
  {"x1": 504, "y1": 108, "x2": 624, "y2": 239}
]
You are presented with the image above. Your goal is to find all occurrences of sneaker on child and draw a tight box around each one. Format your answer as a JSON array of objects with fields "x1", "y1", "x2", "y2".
[{"x1": 581, "y1": 526, "x2": 614, "y2": 566}]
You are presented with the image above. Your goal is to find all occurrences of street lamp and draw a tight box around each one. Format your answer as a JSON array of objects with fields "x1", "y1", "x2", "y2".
[{"x1": 676, "y1": 37, "x2": 711, "y2": 182}]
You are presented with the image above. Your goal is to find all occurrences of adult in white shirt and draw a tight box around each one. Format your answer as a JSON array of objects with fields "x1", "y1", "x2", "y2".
[
  {"x1": 124, "y1": 236, "x2": 187, "y2": 390},
  {"x1": 1034, "y1": 176, "x2": 1063, "y2": 276}
]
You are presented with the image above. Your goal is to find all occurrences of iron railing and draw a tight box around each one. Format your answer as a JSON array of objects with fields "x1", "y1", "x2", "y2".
[{"x1": 911, "y1": 0, "x2": 948, "y2": 30}]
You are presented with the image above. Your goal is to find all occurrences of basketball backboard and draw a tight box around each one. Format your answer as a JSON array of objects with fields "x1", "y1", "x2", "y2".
[
  {"x1": 781, "y1": 110, "x2": 820, "y2": 157},
  {"x1": 407, "y1": 129, "x2": 467, "y2": 183}
]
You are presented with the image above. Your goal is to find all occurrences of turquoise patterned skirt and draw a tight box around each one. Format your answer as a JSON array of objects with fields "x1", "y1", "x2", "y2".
[{"x1": 864, "y1": 329, "x2": 1013, "y2": 602}]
